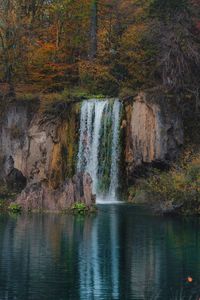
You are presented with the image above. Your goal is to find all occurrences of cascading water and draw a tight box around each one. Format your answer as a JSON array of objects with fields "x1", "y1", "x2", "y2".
[{"x1": 77, "y1": 99, "x2": 122, "y2": 203}]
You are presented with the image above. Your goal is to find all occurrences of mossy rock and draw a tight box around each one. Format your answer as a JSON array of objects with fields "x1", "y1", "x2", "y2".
[
  {"x1": 71, "y1": 203, "x2": 97, "y2": 215},
  {"x1": 8, "y1": 203, "x2": 22, "y2": 214}
]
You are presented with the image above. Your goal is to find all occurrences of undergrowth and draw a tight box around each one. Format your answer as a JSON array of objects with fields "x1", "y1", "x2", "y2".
[{"x1": 146, "y1": 155, "x2": 200, "y2": 214}]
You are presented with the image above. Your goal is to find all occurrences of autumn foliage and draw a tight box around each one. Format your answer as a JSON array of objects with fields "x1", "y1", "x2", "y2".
[{"x1": 0, "y1": 0, "x2": 199, "y2": 97}]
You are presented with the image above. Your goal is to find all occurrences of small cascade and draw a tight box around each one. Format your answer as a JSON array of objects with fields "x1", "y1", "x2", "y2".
[{"x1": 77, "y1": 99, "x2": 122, "y2": 202}]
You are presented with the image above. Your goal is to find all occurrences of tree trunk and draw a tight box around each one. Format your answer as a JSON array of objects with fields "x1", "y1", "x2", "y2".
[
  {"x1": 6, "y1": 64, "x2": 15, "y2": 99},
  {"x1": 89, "y1": 0, "x2": 98, "y2": 60}
]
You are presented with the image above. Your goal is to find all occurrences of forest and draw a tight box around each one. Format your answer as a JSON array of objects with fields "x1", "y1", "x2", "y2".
[{"x1": 0, "y1": 0, "x2": 199, "y2": 102}]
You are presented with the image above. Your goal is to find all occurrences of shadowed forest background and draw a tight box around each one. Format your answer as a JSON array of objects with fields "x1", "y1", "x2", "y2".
[{"x1": 0, "y1": 0, "x2": 200, "y2": 102}]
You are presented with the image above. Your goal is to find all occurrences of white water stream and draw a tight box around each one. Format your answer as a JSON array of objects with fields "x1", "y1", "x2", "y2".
[{"x1": 77, "y1": 99, "x2": 121, "y2": 203}]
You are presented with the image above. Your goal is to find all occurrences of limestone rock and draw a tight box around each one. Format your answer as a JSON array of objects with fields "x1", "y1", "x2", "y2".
[
  {"x1": 0, "y1": 102, "x2": 79, "y2": 189},
  {"x1": 0, "y1": 103, "x2": 31, "y2": 176},
  {"x1": 4, "y1": 155, "x2": 15, "y2": 176},
  {"x1": 83, "y1": 173, "x2": 93, "y2": 206},
  {"x1": 16, "y1": 173, "x2": 95, "y2": 211},
  {"x1": 125, "y1": 92, "x2": 183, "y2": 181},
  {"x1": 6, "y1": 168, "x2": 27, "y2": 192},
  {"x1": 25, "y1": 116, "x2": 55, "y2": 183},
  {"x1": 4, "y1": 155, "x2": 27, "y2": 192}
]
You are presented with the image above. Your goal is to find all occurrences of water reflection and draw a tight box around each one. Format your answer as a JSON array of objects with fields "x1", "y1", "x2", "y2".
[
  {"x1": 79, "y1": 208, "x2": 120, "y2": 299},
  {"x1": 0, "y1": 205, "x2": 200, "y2": 299}
]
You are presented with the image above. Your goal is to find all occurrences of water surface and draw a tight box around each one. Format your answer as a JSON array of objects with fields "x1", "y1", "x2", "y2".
[{"x1": 0, "y1": 205, "x2": 200, "y2": 300}]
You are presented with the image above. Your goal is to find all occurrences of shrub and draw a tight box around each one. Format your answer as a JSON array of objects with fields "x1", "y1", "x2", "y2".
[
  {"x1": 144, "y1": 156, "x2": 200, "y2": 214},
  {"x1": 8, "y1": 203, "x2": 22, "y2": 213},
  {"x1": 17, "y1": 93, "x2": 39, "y2": 102},
  {"x1": 119, "y1": 86, "x2": 136, "y2": 100},
  {"x1": 0, "y1": 199, "x2": 7, "y2": 211},
  {"x1": 0, "y1": 183, "x2": 17, "y2": 200},
  {"x1": 79, "y1": 60, "x2": 119, "y2": 96},
  {"x1": 71, "y1": 202, "x2": 88, "y2": 215}
]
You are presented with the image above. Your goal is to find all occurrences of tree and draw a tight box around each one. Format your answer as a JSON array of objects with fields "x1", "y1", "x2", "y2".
[
  {"x1": 89, "y1": 0, "x2": 98, "y2": 59},
  {"x1": 0, "y1": 0, "x2": 17, "y2": 97},
  {"x1": 0, "y1": 0, "x2": 199, "y2": 98},
  {"x1": 149, "y1": 0, "x2": 200, "y2": 94}
]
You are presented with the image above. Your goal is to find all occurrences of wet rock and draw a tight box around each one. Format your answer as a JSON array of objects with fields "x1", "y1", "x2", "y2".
[
  {"x1": 83, "y1": 173, "x2": 94, "y2": 206},
  {"x1": 152, "y1": 201, "x2": 184, "y2": 216},
  {"x1": 73, "y1": 173, "x2": 84, "y2": 202},
  {"x1": 16, "y1": 173, "x2": 95, "y2": 211}
]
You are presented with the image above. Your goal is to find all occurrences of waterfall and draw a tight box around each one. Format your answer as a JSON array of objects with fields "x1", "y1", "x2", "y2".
[
  {"x1": 109, "y1": 101, "x2": 121, "y2": 200},
  {"x1": 77, "y1": 99, "x2": 121, "y2": 202}
]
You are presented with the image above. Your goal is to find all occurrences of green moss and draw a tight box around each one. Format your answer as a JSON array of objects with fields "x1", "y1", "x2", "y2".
[
  {"x1": 64, "y1": 108, "x2": 79, "y2": 179},
  {"x1": 8, "y1": 203, "x2": 22, "y2": 213},
  {"x1": 98, "y1": 102, "x2": 113, "y2": 194},
  {"x1": 17, "y1": 93, "x2": 39, "y2": 102},
  {"x1": 0, "y1": 183, "x2": 17, "y2": 201},
  {"x1": 62, "y1": 87, "x2": 105, "y2": 100},
  {"x1": 71, "y1": 203, "x2": 88, "y2": 215}
]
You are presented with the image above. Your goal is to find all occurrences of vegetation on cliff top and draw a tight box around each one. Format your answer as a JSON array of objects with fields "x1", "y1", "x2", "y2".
[{"x1": 0, "y1": 0, "x2": 199, "y2": 104}]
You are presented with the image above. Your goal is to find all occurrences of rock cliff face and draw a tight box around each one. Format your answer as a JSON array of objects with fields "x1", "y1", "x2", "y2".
[
  {"x1": 0, "y1": 93, "x2": 184, "y2": 206},
  {"x1": 16, "y1": 173, "x2": 95, "y2": 211},
  {"x1": 4, "y1": 156, "x2": 27, "y2": 191},
  {"x1": 0, "y1": 100, "x2": 96, "y2": 209},
  {"x1": 125, "y1": 92, "x2": 184, "y2": 182},
  {"x1": 0, "y1": 101, "x2": 37, "y2": 178},
  {"x1": 0, "y1": 101, "x2": 79, "y2": 188}
]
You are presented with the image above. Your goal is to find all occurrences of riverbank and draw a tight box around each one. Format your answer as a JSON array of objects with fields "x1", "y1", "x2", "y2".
[
  {"x1": 0, "y1": 177, "x2": 97, "y2": 215},
  {"x1": 0, "y1": 192, "x2": 97, "y2": 215}
]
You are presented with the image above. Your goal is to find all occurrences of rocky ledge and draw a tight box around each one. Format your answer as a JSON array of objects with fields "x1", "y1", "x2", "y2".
[{"x1": 16, "y1": 173, "x2": 96, "y2": 212}]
